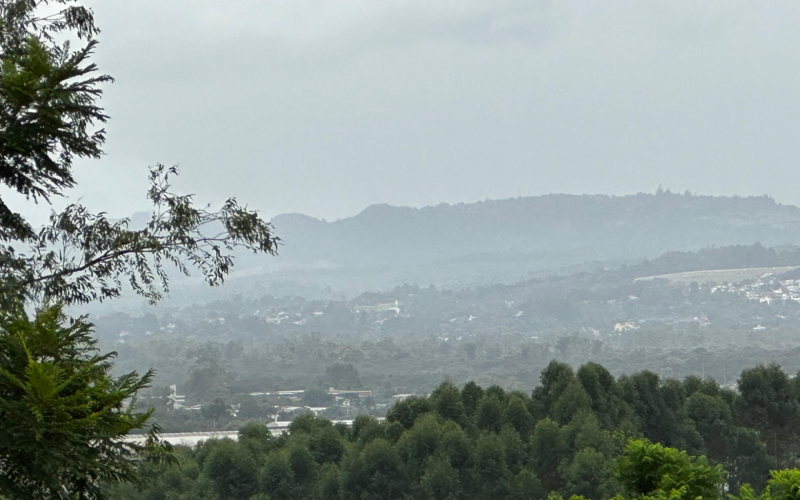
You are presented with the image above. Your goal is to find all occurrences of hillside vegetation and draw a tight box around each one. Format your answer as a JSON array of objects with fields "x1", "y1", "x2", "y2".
[
  {"x1": 95, "y1": 243, "x2": 800, "y2": 431},
  {"x1": 255, "y1": 192, "x2": 800, "y2": 298}
]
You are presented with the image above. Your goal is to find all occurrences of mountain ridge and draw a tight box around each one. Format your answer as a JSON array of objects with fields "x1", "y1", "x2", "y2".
[{"x1": 268, "y1": 192, "x2": 800, "y2": 273}]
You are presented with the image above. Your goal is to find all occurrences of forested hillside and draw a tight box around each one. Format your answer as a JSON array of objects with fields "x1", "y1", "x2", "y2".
[
  {"x1": 96, "y1": 193, "x2": 800, "y2": 308},
  {"x1": 257, "y1": 192, "x2": 800, "y2": 296},
  {"x1": 98, "y1": 243, "x2": 800, "y2": 412},
  {"x1": 106, "y1": 361, "x2": 799, "y2": 500}
]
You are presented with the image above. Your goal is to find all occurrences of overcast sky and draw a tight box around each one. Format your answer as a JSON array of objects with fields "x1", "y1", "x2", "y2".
[{"x1": 19, "y1": 0, "x2": 800, "y2": 222}]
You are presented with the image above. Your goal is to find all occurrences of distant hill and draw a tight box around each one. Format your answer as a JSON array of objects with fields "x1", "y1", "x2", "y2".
[
  {"x1": 256, "y1": 192, "x2": 800, "y2": 294},
  {"x1": 91, "y1": 192, "x2": 800, "y2": 312}
]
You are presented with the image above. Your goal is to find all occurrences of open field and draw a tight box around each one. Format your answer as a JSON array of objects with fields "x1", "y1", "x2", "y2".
[{"x1": 634, "y1": 266, "x2": 799, "y2": 284}]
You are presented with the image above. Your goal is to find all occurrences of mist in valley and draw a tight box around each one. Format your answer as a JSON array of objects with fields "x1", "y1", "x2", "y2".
[{"x1": 5, "y1": 2, "x2": 800, "y2": 498}]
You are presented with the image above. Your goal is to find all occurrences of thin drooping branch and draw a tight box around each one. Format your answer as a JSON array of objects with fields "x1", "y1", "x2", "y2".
[{"x1": 0, "y1": 164, "x2": 279, "y2": 306}]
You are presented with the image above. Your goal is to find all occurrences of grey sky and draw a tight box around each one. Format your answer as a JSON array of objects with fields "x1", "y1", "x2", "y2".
[{"x1": 16, "y1": 0, "x2": 800, "y2": 223}]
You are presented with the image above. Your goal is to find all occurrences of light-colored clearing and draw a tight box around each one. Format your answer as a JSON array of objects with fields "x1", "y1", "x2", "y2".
[{"x1": 634, "y1": 266, "x2": 799, "y2": 284}]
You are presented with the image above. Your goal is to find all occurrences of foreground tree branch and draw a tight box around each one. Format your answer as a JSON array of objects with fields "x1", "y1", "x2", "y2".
[
  {"x1": 0, "y1": 2, "x2": 281, "y2": 497},
  {"x1": 2, "y1": 164, "x2": 279, "y2": 306}
]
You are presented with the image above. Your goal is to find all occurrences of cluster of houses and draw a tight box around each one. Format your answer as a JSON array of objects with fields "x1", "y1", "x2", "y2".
[
  {"x1": 732, "y1": 277, "x2": 800, "y2": 305},
  {"x1": 165, "y1": 384, "x2": 423, "y2": 422}
]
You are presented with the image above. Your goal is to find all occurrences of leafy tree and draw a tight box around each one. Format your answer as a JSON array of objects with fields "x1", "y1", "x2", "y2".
[
  {"x1": 289, "y1": 412, "x2": 326, "y2": 435},
  {"x1": 736, "y1": 364, "x2": 800, "y2": 468},
  {"x1": 0, "y1": 304, "x2": 170, "y2": 499},
  {"x1": 512, "y1": 468, "x2": 546, "y2": 500},
  {"x1": 615, "y1": 439, "x2": 724, "y2": 500},
  {"x1": 531, "y1": 360, "x2": 575, "y2": 420},
  {"x1": 531, "y1": 418, "x2": 570, "y2": 493},
  {"x1": 461, "y1": 380, "x2": 484, "y2": 417},
  {"x1": 0, "y1": 0, "x2": 279, "y2": 308},
  {"x1": 685, "y1": 391, "x2": 734, "y2": 462},
  {"x1": 237, "y1": 421, "x2": 275, "y2": 457},
  {"x1": 97, "y1": 373, "x2": 800, "y2": 500},
  {"x1": 201, "y1": 438, "x2": 259, "y2": 500},
  {"x1": 577, "y1": 362, "x2": 630, "y2": 430},
  {"x1": 0, "y1": 0, "x2": 108, "y2": 242},
  {"x1": 350, "y1": 414, "x2": 385, "y2": 445},
  {"x1": 0, "y1": 0, "x2": 279, "y2": 495},
  {"x1": 560, "y1": 448, "x2": 615, "y2": 500},
  {"x1": 309, "y1": 423, "x2": 346, "y2": 465},
  {"x1": 387, "y1": 395, "x2": 432, "y2": 429},
  {"x1": 201, "y1": 397, "x2": 227, "y2": 423},
  {"x1": 505, "y1": 393, "x2": 535, "y2": 438},
  {"x1": 186, "y1": 360, "x2": 232, "y2": 399},
  {"x1": 501, "y1": 423, "x2": 526, "y2": 474},
  {"x1": 732, "y1": 469, "x2": 800, "y2": 500},
  {"x1": 473, "y1": 432, "x2": 513, "y2": 498},
  {"x1": 439, "y1": 421, "x2": 472, "y2": 471},
  {"x1": 304, "y1": 387, "x2": 335, "y2": 407},
  {"x1": 485, "y1": 384, "x2": 508, "y2": 403},
  {"x1": 421, "y1": 454, "x2": 461, "y2": 500},
  {"x1": 619, "y1": 372, "x2": 702, "y2": 453},
  {"x1": 316, "y1": 462, "x2": 342, "y2": 500},
  {"x1": 287, "y1": 442, "x2": 317, "y2": 496},
  {"x1": 397, "y1": 413, "x2": 442, "y2": 477},
  {"x1": 430, "y1": 380, "x2": 468, "y2": 428},
  {"x1": 476, "y1": 395, "x2": 505, "y2": 433},
  {"x1": 259, "y1": 451, "x2": 296, "y2": 500},
  {"x1": 552, "y1": 379, "x2": 592, "y2": 425},
  {"x1": 727, "y1": 427, "x2": 773, "y2": 494},
  {"x1": 358, "y1": 438, "x2": 406, "y2": 499}
]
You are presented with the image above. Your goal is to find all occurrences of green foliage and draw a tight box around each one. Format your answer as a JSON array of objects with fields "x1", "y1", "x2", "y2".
[
  {"x1": 350, "y1": 414, "x2": 385, "y2": 445},
  {"x1": 615, "y1": 439, "x2": 725, "y2": 500},
  {"x1": 431, "y1": 380, "x2": 468, "y2": 428},
  {"x1": 512, "y1": 468, "x2": 546, "y2": 500},
  {"x1": 309, "y1": 423, "x2": 346, "y2": 465},
  {"x1": 421, "y1": 453, "x2": 461, "y2": 500},
  {"x1": 0, "y1": 304, "x2": 170, "y2": 499},
  {"x1": 736, "y1": 364, "x2": 800, "y2": 468},
  {"x1": 100, "y1": 370, "x2": 800, "y2": 500},
  {"x1": 0, "y1": 1, "x2": 279, "y2": 308},
  {"x1": 386, "y1": 395, "x2": 432, "y2": 429},
  {"x1": 553, "y1": 379, "x2": 593, "y2": 425},
  {"x1": 578, "y1": 362, "x2": 629, "y2": 430},
  {"x1": 201, "y1": 397, "x2": 227, "y2": 422},
  {"x1": 259, "y1": 450, "x2": 295, "y2": 500},
  {"x1": 201, "y1": 438, "x2": 259, "y2": 500},
  {"x1": 473, "y1": 432, "x2": 513, "y2": 497},
  {"x1": 462, "y1": 380, "x2": 484, "y2": 417},
  {"x1": 476, "y1": 394, "x2": 504, "y2": 433},
  {"x1": 505, "y1": 394, "x2": 535, "y2": 438},
  {"x1": 15, "y1": 164, "x2": 280, "y2": 306},
  {"x1": 531, "y1": 417, "x2": 571, "y2": 492},
  {"x1": 733, "y1": 469, "x2": 800, "y2": 500},
  {"x1": 0, "y1": 1, "x2": 281, "y2": 496},
  {"x1": 0, "y1": 0, "x2": 107, "y2": 242}
]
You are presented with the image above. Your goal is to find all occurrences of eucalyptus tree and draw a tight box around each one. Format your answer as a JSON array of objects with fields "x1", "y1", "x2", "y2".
[
  {"x1": 0, "y1": 0, "x2": 279, "y2": 308},
  {"x1": 0, "y1": 1, "x2": 279, "y2": 497}
]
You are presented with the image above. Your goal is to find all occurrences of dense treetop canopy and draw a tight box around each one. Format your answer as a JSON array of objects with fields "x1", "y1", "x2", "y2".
[{"x1": 105, "y1": 361, "x2": 800, "y2": 500}]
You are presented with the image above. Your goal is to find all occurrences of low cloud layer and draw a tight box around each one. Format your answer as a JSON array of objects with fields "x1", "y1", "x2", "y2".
[{"x1": 17, "y1": 0, "x2": 799, "y2": 223}]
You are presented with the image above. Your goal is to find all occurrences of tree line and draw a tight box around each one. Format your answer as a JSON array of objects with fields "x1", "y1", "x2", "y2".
[{"x1": 106, "y1": 361, "x2": 800, "y2": 499}]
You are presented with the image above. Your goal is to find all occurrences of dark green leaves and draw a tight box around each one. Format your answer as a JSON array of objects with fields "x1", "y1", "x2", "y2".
[{"x1": 0, "y1": 304, "x2": 172, "y2": 499}]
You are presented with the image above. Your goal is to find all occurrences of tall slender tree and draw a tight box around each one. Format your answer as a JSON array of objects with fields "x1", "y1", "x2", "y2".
[{"x1": 0, "y1": 1, "x2": 280, "y2": 497}]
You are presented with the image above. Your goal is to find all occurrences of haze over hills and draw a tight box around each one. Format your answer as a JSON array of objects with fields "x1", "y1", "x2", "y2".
[
  {"x1": 95, "y1": 191, "x2": 800, "y2": 312},
  {"x1": 252, "y1": 191, "x2": 800, "y2": 296}
]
